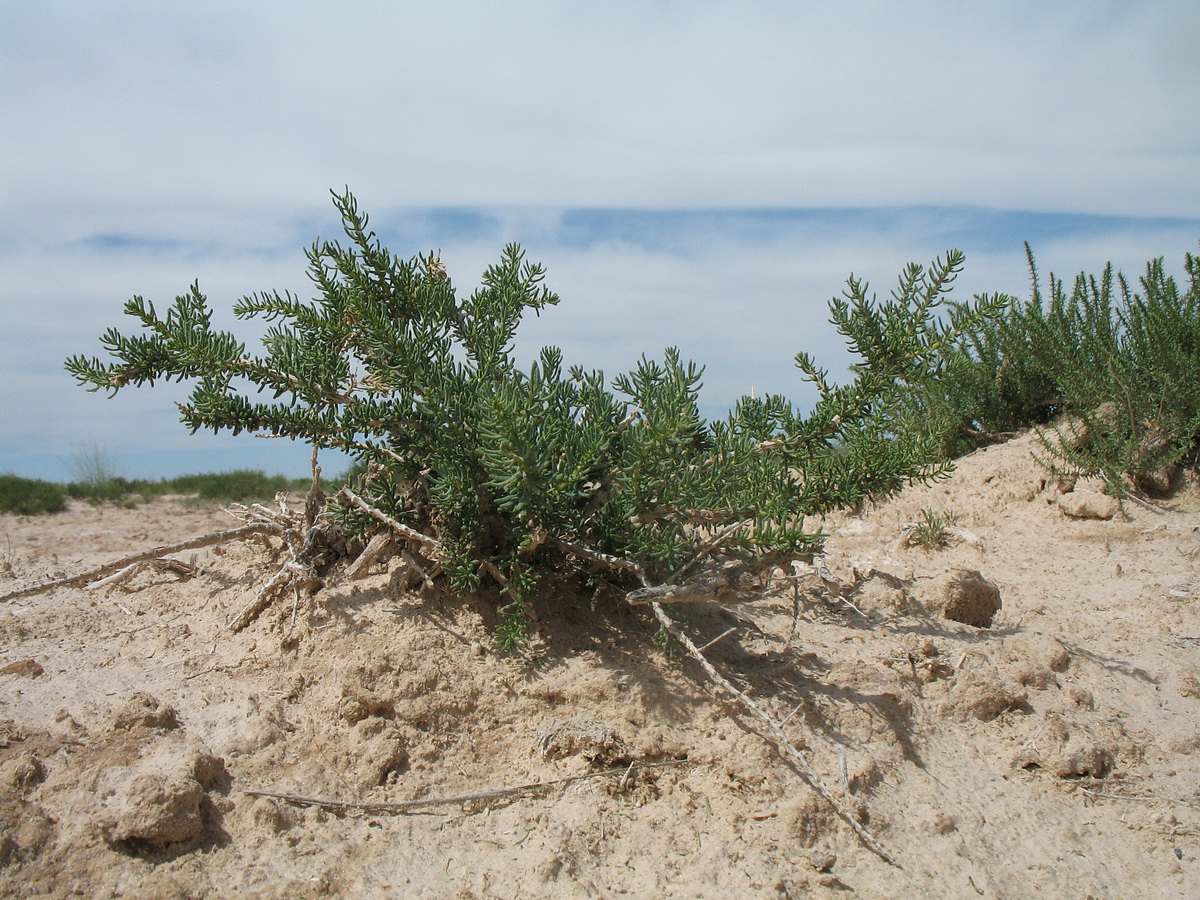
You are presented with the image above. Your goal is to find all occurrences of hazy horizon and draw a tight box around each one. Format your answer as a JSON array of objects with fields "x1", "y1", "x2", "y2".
[{"x1": 4, "y1": 3, "x2": 1197, "y2": 481}]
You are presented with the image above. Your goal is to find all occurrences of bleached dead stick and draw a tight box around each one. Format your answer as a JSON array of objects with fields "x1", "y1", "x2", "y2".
[
  {"x1": 227, "y1": 565, "x2": 292, "y2": 632},
  {"x1": 549, "y1": 538, "x2": 646, "y2": 579},
  {"x1": 0, "y1": 523, "x2": 281, "y2": 604},
  {"x1": 228, "y1": 558, "x2": 314, "y2": 632},
  {"x1": 548, "y1": 536, "x2": 900, "y2": 866},
  {"x1": 88, "y1": 562, "x2": 144, "y2": 591},
  {"x1": 625, "y1": 567, "x2": 762, "y2": 606},
  {"x1": 648, "y1": 600, "x2": 899, "y2": 868},
  {"x1": 401, "y1": 549, "x2": 439, "y2": 591},
  {"x1": 242, "y1": 758, "x2": 688, "y2": 814},
  {"x1": 345, "y1": 533, "x2": 394, "y2": 581}
]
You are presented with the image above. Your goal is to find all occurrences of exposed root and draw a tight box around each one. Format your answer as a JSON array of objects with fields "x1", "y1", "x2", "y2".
[
  {"x1": 228, "y1": 558, "x2": 317, "y2": 632},
  {"x1": 86, "y1": 555, "x2": 199, "y2": 592},
  {"x1": 345, "y1": 534, "x2": 394, "y2": 581},
  {"x1": 550, "y1": 538, "x2": 901, "y2": 867}
]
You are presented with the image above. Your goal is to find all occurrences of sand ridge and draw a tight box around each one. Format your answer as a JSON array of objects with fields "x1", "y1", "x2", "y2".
[{"x1": 2, "y1": 431, "x2": 1199, "y2": 898}]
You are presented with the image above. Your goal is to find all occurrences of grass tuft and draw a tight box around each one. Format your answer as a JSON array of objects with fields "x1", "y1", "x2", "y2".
[{"x1": 909, "y1": 508, "x2": 958, "y2": 549}]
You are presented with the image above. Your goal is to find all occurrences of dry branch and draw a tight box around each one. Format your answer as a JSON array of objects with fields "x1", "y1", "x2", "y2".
[
  {"x1": 242, "y1": 758, "x2": 688, "y2": 814},
  {"x1": 227, "y1": 560, "x2": 311, "y2": 632},
  {"x1": 400, "y1": 549, "x2": 439, "y2": 591},
  {"x1": 649, "y1": 600, "x2": 900, "y2": 868},
  {"x1": 625, "y1": 566, "x2": 761, "y2": 606},
  {"x1": 336, "y1": 487, "x2": 444, "y2": 552},
  {"x1": 345, "y1": 533, "x2": 394, "y2": 581},
  {"x1": 550, "y1": 538, "x2": 646, "y2": 579},
  {"x1": 0, "y1": 523, "x2": 281, "y2": 604},
  {"x1": 551, "y1": 534, "x2": 901, "y2": 867},
  {"x1": 549, "y1": 540, "x2": 648, "y2": 580}
]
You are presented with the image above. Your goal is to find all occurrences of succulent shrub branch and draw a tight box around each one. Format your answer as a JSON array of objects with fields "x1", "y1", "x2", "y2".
[
  {"x1": 66, "y1": 189, "x2": 1003, "y2": 644},
  {"x1": 905, "y1": 241, "x2": 1200, "y2": 492}
]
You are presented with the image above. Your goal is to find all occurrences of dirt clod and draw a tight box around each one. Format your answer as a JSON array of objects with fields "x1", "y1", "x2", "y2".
[
  {"x1": 913, "y1": 569, "x2": 1002, "y2": 627},
  {"x1": 110, "y1": 693, "x2": 179, "y2": 731},
  {"x1": 539, "y1": 716, "x2": 627, "y2": 766},
  {"x1": 1058, "y1": 489, "x2": 1120, "y2": 520}
]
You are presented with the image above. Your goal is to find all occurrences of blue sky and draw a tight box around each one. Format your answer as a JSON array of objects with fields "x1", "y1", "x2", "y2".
[{"x1": 2, "y1": 1, "x2": 1198, "y2": 481}]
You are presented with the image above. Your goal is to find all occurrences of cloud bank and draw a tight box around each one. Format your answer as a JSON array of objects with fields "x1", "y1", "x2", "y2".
[{"x1": 2, "y1": 2, "x2": 1197, "y2": 478}]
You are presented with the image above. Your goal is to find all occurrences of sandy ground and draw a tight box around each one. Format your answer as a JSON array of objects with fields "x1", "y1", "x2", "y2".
[{"x1": 2, "y1": 430, "x2": 1199, "y2": 899}]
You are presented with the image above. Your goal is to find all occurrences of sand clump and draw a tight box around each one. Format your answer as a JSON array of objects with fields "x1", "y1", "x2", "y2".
[{"x1": 1, "y1": 430, "x2": 1199, "y2": 898}]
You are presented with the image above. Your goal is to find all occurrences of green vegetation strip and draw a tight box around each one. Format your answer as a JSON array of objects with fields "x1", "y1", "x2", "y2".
[{"x1": 0, "y1": 470, "x2": 342, "y2": 515}]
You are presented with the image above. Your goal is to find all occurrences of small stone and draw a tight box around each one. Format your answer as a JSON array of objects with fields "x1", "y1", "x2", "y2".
[
  {"x1": 1179, "y1": 675, "x2": 1200, "y2": 699},
  {"x1": 250, "y1": 797, "x2": 294, "y2": 833},
  {"x1": 1052, "y1": 741, "x2": 1113, "y2": 779},
  {"x1": 946, "y1": 658, "x2": 1027, "y2": 721},
  {"x1": 0, "y1": 753, "x2": 45, "y2": 792},
  {"x1": 1066, "y1": 688, "x2": 1095, "y2": 710},
  {"x1": 99, "y1": 772, "x2": 205, "y2": 846},
  {"x1": 0, "y1": 659, "x2": 43, "y2": 677},
  {"x1": 809, "y1": 852, "x2": 837, "y2": 873},
  {"x1": 932, "y1": 812, "x2": 957, "y2": 834},
  {"x1": 93, "y1": 740, "x2": 225, "y2": 849}
]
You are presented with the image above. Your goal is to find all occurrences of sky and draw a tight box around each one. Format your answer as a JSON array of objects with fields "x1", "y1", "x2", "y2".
[{"x1": 2, "y1": 1, "x2": 1198, "y2": 482}]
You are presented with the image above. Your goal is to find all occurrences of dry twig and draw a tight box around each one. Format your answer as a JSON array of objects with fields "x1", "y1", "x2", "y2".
[
  {"x1": 552, "y1": 537, "x2": 899, "y2": 865},
  {"x1": 228, "y1": 559, "x2": 314, "y2": 632},
  {"x1": 337, "y1": 487, "x2": 444, "y2": 552},
  {"x1": 0, "y1": 523, "x2": 281, "y2": 604},
  {"x1": 242, "y1": 759, "x2": 688, "y2": 814},
  {"x1": 345, "y1": 534, "x2": 394, "y2": 581},
  {"x1": 625, "y1": 566, "x2": 763, "y2": 606},
  {"x1": 648, "y1": 600, "x2": 900, "y2": 868}
]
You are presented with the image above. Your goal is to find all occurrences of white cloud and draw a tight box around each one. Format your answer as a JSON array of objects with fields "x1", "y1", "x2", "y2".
[
  {"x1": 3, "y1": 1, "x2": 1197, "y2": 215},
  {"x1": 2, "y1": 2, "x2": 1198, "y2": 478}
]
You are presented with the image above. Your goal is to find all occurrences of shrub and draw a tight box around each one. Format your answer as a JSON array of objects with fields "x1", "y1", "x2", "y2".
[
  {"x1": 65, "y1": 189, "x2": 1005, "y2": 645},
  {"x1": 165, "y1": 470, "x2": 308, "y2": 503},
  {"x1": 67, "y1": 475, "x2": 136, "y2": 503},
  {"x1": 0, "y1": 474, "x2": 68, "y2": 515},
  {"x1": 1034, "y1": 247, "x2": 1200, "y2": 492},
  {"x1": 910, "y1": 242, "x2": 1200, "y2": 492},
  {"x1": 64, "y1": 444, "x2": 131, "y2": 503}
]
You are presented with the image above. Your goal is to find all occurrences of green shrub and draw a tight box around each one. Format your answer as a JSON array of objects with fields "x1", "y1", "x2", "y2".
[
  {"x1": 65, "y1": 189, "x2": 1004, "y2": 645},
  {"x1": 0, "y1": 474, "x2": 68, "y2": 515},
  {"x1": 909, "y1": 242, "x2": 1200, "y2": 492},
  {"x1": 1034, "y1": 247, "x2": 1200, "y2": 492}
]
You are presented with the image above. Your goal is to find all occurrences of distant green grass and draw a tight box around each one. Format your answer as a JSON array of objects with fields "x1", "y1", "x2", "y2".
[
  {"x1": 164, "y1": 470, "x2": 311, "y2": 502},
  {"x1": 0, "y1": 474, "x2": 68, "y2": 515},
  {"x1": 1, "y1": 469, "x2": 352, "y2": 514}
]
